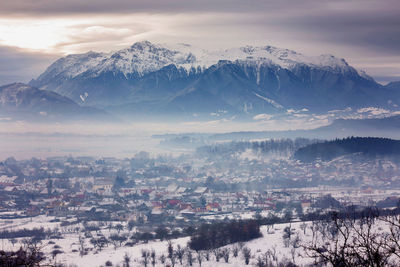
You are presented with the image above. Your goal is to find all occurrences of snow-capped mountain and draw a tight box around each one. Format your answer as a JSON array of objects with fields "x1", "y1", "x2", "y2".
[
  {"x1": 29, "y1": 41, "x2": 398, "y2": 117},
  {"x1": 34, "y1": 41, "x2": 364, "y2": 80}
]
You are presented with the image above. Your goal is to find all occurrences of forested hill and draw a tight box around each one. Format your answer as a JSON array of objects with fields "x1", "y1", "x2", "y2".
[
  {"x1": 294, "y1": 137, "x2": 400, "y2": 162},
  {"x1": 196, "y1": 138, "x2": 319, "y2": 157}
]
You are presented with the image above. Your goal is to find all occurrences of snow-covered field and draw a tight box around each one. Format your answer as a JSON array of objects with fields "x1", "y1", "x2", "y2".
[
  {"x1": 0, "y1": 215, "x2": 315, "y2": 266},
  {"x1": 2, "y1": 214, "x2": 400, "y2": 266},
  {"x1": 53, "y1": 223, "x2": 312, "y2": 267}
]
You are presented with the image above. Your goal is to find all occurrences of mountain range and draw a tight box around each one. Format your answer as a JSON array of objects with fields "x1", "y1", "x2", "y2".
[
  {"x1": 0, "y1": 41, "x2": 399, "y2": 121},
  {"x1": 28, "y1": 41, "x2": 400, "y2": 118}
]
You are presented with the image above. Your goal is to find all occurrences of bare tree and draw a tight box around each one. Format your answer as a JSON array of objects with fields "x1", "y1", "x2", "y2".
[
  {"x1": 167, "y1": 241, "x2": 176, "y2": 267},
  {"x1": 232, "y1": 245, "x2": 239, "y2": 257},
  {"x1": 213, "y1": 248, "x2": 221, "y2": 262},
  {"x1": 115, "y1": 224, "x2": 124, "y2": 234},
  {"x1": 127, "y1": 220, "x2": 135, "y2": 232},
  {"x1": 10, "y1": 238, "x2": 17, "y2": 247},
  {"x1": 242, "y1": 247, "x2": 251, "y2": 265},
  {"x1": 167, "y1": 241, "x2": 174, "y2": 260},
  {"x1": 290, "y1": 233, "x2": 301, "y2": 263},
  {"x1": 108, "y1": 222, "x2": 113, "y2": 232},
  {"x1": 255, "y1": 255, "x2": 266, "y2": 267},
  {"x1": 92, "y1": 237, "x2": 108, "y2": 251},
  {"x1": 271, "y1": 245, "x2": 277, "y2": 262},
  {"x1": 110, "y1": 234, "x2": 127, "y2": 249},
  {"x1": 186, "y1": 249, "x2": 194, "y2": 266},
  {"x1": 221, "y1": 248, "x2": 230, "y2": 263},
  {"x1": 123, "y1": 253, "x2": 131, "y2": 267},
  {"x1": 51, "y1": 249, "x2": 63, "y2": 260},
  {"x1": 282, "y1": 225, "x2": 294, "y2": 248},
  {"x1": 381, "y1": 214, "x2": 400, "y2": 259},
  {"x1": 78, "y1": 235, "x2": 86, "y2": 257},
  {"x1": 141, "y1": 249, "x2": 151, "y2": 267},
  {"x1": 303, "y1": 210, "x2": 398, "y2": 266},
  {"x1": 159, "y1": 254, "x2": 166, "y2": 265},
  {"x1": 175, "y1": 244, "x2": 185, "y2": 265},
  {"x1": 204, "y1": 250, "x2": 210, "y2": 261},
  {"x1": 300, "y1": 221, "x2": 307, "y2": 235},
  {"x1": 290, "y1": 247, "x2": 296, "y2": 264},
  {"x1": 196, "y1": 251, "x2": 203, "y2": 267},
  {"x1": 0, "y1": 243, "x2": 45, "y2": 266},
  {"x1": 150, "y1": 250, "x2": 156, "y2": 267},
  {"x1": 169, "y1": 255, "x2": 176, "y2": 267}
]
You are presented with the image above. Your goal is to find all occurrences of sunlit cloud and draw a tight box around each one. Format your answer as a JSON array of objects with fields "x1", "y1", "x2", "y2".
[
  {"x1": 286, "y1": 108, "x2": 309, "y2": 114},
  {"x1": 0, "y1": 15, "x2": 159, "y2": 54},
  {"x1": 253, "y1": 114, "x2": 273, "y2": 121},
  {"x1": 357, "y1": 107, "x2": 391, "y2": 116},
  {"x1": 0, "y1": 18, "x2": 76, "y2": 52},
  {"x1": 328, "y1": 107, "x2": 352, "y2": 114}
]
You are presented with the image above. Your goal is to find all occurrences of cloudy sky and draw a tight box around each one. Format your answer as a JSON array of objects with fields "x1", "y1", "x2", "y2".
[{"x1": 0, "y1": 0, "x2": 399, "y2": 85}]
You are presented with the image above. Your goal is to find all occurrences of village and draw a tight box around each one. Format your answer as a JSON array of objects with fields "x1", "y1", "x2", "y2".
[
  {"x1": 1, "y1": 150, "x2": 399, "y2": 229},
  {"x1": 0, "y1": 149, "x2": 400, "y2": 266}
]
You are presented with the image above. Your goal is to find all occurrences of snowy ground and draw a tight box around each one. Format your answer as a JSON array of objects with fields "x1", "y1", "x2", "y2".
[
  {"x1": 52, "y1": 223, "x2": 311, "y2": 267},
  {"x1": 2, "y1": 214, "x2": 399, "y2": 266},
  {"x1": 0, "y1": 215, "x2": 315, "y2": 266}
]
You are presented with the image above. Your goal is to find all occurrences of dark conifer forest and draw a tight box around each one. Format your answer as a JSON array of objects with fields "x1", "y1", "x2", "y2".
[{"x1": 294, "y1": 137, "x2": 400, "y2": 162}]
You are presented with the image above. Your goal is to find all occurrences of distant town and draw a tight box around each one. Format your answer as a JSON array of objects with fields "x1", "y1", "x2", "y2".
[{"x1": 1, "y1": 141, "x2": 400, "y2": 229}]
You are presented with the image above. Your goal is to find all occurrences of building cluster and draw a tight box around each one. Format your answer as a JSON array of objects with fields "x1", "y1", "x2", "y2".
[{"x1": 0, "y1": 154, "x2": 399, "y2": 228}]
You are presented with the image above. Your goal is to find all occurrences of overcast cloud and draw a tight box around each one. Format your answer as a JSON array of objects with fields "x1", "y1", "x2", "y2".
[{"x1": 0, "y1": 0, "x2": 399, "y2": 85}]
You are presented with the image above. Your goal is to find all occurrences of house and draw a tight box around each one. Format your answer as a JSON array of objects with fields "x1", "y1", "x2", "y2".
[
  {"x1": 193, "y1": 187, "x2": 209, "y2": 195},
  {"x1": 149, "y1": 208, "x2": 164, "y2": 222},
  {"x1": 180, "y1": 209, "x2": 195, "y2": 219},
  {"x1": 3, "y1": 186, "x2": 18, "y2": 192},
  {"x1": 93, "y1": 181, "x2": 113, "y2": 195},
  {"x1": 151, "y1": 201, "x2": 163, "y2": 209},
  {"x1": 206, "y1": 202, "x2": 221, "y2": 212},
  {"x1": 0, "y1": 175, "x2": 17, "y2": 185},
  {"x1": 178, "y1": 203, "x2": 193, "y2": 211},
  {"x1": 301, "y1": 200, "x2": 311, "y2": 209},
  {"x1": 166, "y1": 184, "x2": 179, "y2": 193},
  {"x1": 26, "y1": 206, "x2": 40, "y2": 217},
  {"x1": 165, "y1": 199, "x2": 181, "y2": 208},
  {"x1": 176, "y1": 187, "x2": 187, "y2": 194}
]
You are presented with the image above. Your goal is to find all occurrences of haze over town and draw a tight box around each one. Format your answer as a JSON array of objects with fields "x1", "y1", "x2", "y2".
[{"x1": 1, "y1": 1, "x2": 400, "y2": 267}]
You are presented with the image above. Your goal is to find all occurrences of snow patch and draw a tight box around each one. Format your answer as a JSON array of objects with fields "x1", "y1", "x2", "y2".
[
  {"x1": 37, "y1": 41, "x2": 356, "y2": 82},
  {"x1": 253, "y1": 113, "x2": 273, "y2": 120},
  {"x1": 253, "y1": 93, "x2": 284, "y2": 109}
]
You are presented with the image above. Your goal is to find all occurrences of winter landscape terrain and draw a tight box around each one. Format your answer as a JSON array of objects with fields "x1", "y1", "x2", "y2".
[
  {"x1": 1, "y1": 2, "x2": 400, "y2": 265},
  {"x1": 2, "y1": 137, "x2": 400, "y2": 266},
  {"x1": 1, "y1": 41, "x2": 399, "y2": 122}
]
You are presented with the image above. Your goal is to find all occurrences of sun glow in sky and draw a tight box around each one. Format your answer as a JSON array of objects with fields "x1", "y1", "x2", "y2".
[
  {"x1": 0, "y1": 13, "x2": 219, "y2": 55},
  {"x1": 0, "y1": 15, "x2": 161, "y2": 54},
  {"x1": 0, "y1": 18, "x2": 73, "y2": 52},
  {"x1": 0, "y1": 13, "x2": 276, "y2": 55}
]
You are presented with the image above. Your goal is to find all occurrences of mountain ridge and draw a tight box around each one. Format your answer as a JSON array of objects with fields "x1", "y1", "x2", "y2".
[
  {"x1": 0, "y1": 83, "x2": 111, "y2": 121},
  {"x1": 33, "y1": 41, "x2": 361, "y2": 80},
  {"x1": 29, "y1": 41, "x2": 400, "y2": 117}
]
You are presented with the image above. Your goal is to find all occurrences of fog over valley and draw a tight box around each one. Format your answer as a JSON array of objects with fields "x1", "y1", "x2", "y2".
[{"x1": 1, "y1": 1, "x2": 400, "y2": 266}]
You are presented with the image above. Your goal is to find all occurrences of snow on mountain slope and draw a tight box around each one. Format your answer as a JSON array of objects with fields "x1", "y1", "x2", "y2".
[
  {"x1": 253, "y1": 92, "x2": 284, "y2": 109},
  {"x1": 161, "y1": 42, "x2": 353, "y2": 73},
  {"x1": 37, "y1": 41, "x2": 355, "y2": 81}
]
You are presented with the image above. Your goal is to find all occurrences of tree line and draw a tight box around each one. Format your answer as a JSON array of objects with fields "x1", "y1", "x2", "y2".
[
  {"x1": 197, "y1": 138, "x2": 320, "y2": 156},
  {"x1": 189, "y1": 219, "x2": 261, "y2": 251},
  {"x1": 294, "y1": 136, "x2": 400, "y2": 162}
]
